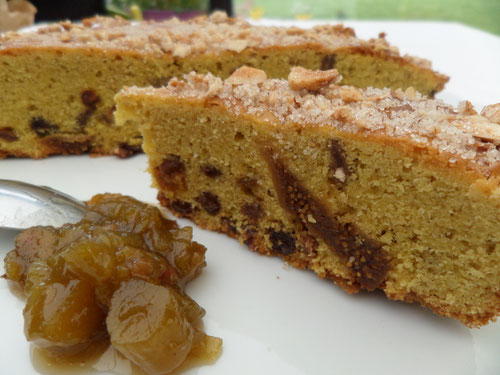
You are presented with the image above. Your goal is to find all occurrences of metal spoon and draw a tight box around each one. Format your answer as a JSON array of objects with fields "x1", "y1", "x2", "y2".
[{"x1": 0, "y1": 179, "x2": 86, "y2": 231}]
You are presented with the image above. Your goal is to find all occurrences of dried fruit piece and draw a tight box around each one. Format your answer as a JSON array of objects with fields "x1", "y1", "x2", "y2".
[
  {"x1": 268, "y1": 229, "x2": 296, "y2": 255},
  {"x1": 329, "y1": 139, "x2": 350, "y2": 188},
  {"x1": 81, "y1": 89, "x2": 101, "y2": 108},
  {"x1": 320, "y1": 54, "x2": 336, "y2": 70},
  {"x1": 41, "y1": 137, "x2": 90, "y2": 154},
  {"x1": 265, "y1": 152, "x2": 389, "y2": 290},
  {"x1": 196, "y1": 192, "x2": 221, "y2": 215},
  {"x1": 241, "y1": 202, "x2": 262, "y2": 223},
  {"x1": 171, "y1": 199, "x2": 193, "y2": 216},
  {"x1": 30, "y1": 117, "x2": 59, "y2": 137},
  {"x1": 116, "y1": 142, "x2": 141, "y2": 158},
  {"x1": 0, "y1": 127, "x2": 18, "y2": 142},
  {"x1": 155, "y1": 154, "x2": 186, "y2": 191},
  {"x1": 201, "y1": 164, "x2": 222, "y2": 178},
  {"x1": 237, "y1": 176, "x2": 258, "y2": 195}
]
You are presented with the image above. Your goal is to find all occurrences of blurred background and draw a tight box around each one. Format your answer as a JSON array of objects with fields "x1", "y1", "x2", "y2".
[{"x1": 1, "y1": 0, "x2": 498, "y2": 35}]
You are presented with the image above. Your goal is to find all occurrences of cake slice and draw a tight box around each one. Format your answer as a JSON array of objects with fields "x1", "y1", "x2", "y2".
[
  {"x1": 0, "y1": 12, "x2": 448, "y2": 158},
  {"x1": 115, "y1": 67, "x2": 500, "y2": 327}
]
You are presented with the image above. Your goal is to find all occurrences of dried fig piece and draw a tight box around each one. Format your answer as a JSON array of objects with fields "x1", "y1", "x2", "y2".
[
  {"x1": 0, "y1": 127, "x2": 18, "y2": 142},
  {"x1": 196, "y1": 192, "x2": 221, "y2": 215},
  {"x1": 30, "y1": 117, "x2": 59, "y2": 137},
  {"x1": 320, "y1": 54, "x2": 336, "y2": 70},
  {"x1": 201, "y1": 164, "x2": 222, "y2": 178},
  {"x1": 268, "y1": 229, "x2": 296, "y2": 256}
]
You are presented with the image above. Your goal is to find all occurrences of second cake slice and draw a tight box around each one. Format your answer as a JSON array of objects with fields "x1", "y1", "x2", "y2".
[{"x1": 115, "y1": 67, "x2": 500, "y2": 327}]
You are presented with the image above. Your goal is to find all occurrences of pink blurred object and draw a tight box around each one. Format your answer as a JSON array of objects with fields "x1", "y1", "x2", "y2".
[
  {"x1": 142, "y1": 9, "x2": 205, "y2": 21},
  {"x1": 0, "y1": 0, "x2": 37, "y2": 32}
]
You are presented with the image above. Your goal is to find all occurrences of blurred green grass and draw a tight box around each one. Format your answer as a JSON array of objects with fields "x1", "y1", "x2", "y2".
[{"x1": 234, "y1": 0, "x2": 500, "y2": 35}]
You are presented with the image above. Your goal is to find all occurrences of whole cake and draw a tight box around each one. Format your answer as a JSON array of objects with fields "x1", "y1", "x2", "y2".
[
  {"x1": 0, "y1": 12, "x2": 447, "y2": 158},
  {"x1": 115, "y1": 67, "x2": 500, "y2": 327}
]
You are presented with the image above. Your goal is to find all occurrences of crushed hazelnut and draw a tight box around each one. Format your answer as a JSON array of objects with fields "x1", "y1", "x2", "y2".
[
  {"x1": 59, "y1": 34, "x2": 71, "y2": 43},
  {"x1": 481, "y1": 103, "x2": 500, "y2": 125},
  {"x1": 404, "y1": 87, "x2": 417, "y2": 100},
  {"x1": 331, "y1": 106, "x2": 355, "y2": 124},
  {"x1": 288, "y1": 67, "x2": 341, "y2": 91},
  {"x1": 173, "y1": 44, "x2": 190, "y2": 58},
  {"x1": 226, "y1": 67, "x2": 267, "y2": 85},
  {"x1": 339, "y1": 87, "x2": 363, "y2": 103},
  {"x1": 222, "y1": 39, "x2": 249, "y2": 53},
  {"x1": 459, "y1": 100, "x2": 478, "y2": 116},
  {"x1": 468, "y1": 115, "x2": 500, "y2": 145}
]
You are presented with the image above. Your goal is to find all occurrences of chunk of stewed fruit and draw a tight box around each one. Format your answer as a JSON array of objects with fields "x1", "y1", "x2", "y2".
[
  {"x1": 23, "y1": 260, "x2": 51, "y2": 296},
  {"x1": 4, "y1": 226, "x2": 58, "y2": 286},
  {"x1": 83, "y1": 194, "x2": 176, "y2": 234},
  {"x1": 107, "y1": 279, "x2": 196, "y2": 375},
  {"x1": 24, "y1": 276, "x2": 106, "y2": 356},
  {"x1": 58, "y1": 238, "x2": 116, "y2": 284}
]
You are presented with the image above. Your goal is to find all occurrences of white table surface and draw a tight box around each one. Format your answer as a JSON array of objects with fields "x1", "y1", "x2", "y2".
[{"x1": 0, "y1": 19, "x2": 499, "y2": 375}]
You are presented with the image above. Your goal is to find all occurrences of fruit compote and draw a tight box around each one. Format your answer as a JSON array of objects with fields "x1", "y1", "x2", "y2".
[{"x1": 4, "y1": 193, "x2": 221, "y2": 375}]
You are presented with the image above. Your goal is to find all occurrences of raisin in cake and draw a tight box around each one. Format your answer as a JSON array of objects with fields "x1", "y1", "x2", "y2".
[
  {"x1": 115, "y1": 67, "x2": 500, "y2": 327},
  {"x1": 0, "y1": 12, "x2": 448, "y2": 158}
]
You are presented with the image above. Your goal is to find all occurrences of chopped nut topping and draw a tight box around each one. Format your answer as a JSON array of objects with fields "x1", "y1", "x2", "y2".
[
  {"x1": 404, "y1": 87, "x2": 417, "y2": 100},
  {"x1": 339, "y1": 87, "x2": 363, "y2": 103},
  {"x1": 459, "y1": 100, "x2": 478, "y2": 116},
  {"x1": 222, "y1": 39, "x2": 249, "y2": 52},
  {"x1": 120, "y1": 69, "x2": 500, "y2": 174},
  {"x1": 288, "y1": 67, "x2": 341, "y2": 91},
  {"x1": 481, "y1": 103, "x2": 500, "y2": 125},
  {"x1": 0, "y1": 12, "x2": 435, "y2": 71},
  {"x1": 226, "y1": 67, "x2": 267, "y2": 85},
  {"x1": 467, "y1": 115, "x2": 500, "y2": 145},
  {"x1": 173, "y1": 44, "x2": 190, "y2": 58}
]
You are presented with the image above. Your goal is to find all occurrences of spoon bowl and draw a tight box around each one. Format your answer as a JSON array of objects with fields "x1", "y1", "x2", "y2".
[{"x1": 0, "y1": 179, "x2": 86, "y2": 231}]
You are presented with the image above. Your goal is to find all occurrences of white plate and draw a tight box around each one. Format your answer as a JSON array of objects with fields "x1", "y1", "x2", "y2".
[{"x1": 1, "y1": 20, "x2": 499, "y2": 375}]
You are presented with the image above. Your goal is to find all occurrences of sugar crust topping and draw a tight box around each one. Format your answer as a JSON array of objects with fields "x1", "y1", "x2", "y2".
[
  {"x1": 1, "y1": 12, "x2": 429, "y2": 68},
  {"x1": 124, "y1": 67, "x2": 500, "y2": 174}
]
